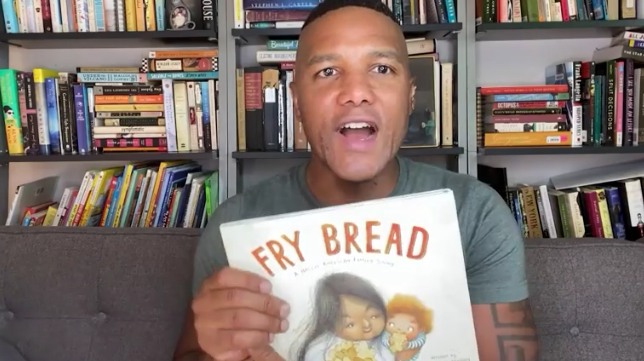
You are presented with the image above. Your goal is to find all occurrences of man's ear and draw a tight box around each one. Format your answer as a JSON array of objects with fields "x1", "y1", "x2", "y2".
[
  {"x1": 409, "y1": 77, "x2": 417, "y2": 114},
  {"x1": 289, "y1": 79, "x2": 303, "y2": 123}
]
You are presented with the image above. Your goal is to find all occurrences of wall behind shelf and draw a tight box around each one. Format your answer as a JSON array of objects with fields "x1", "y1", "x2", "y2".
[
  {"x1": 6, "y1": 45, "x2": 219, "y2": 206},
  {"x1": 235, "y1": 39, "x2": 457, "y2": 189},
  {"x1": 476, "y1": 37, "x2": 644, "y2": 186}
]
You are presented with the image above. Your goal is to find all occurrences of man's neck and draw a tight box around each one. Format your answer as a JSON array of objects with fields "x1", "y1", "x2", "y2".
[{"x1": 305, "y1": 157, "x2": 400, "y2": 206}]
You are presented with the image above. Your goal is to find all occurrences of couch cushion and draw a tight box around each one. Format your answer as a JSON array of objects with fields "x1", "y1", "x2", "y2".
[
  {"x1": 525, "y1": 238, "x2": 644, "y2": 360},
  {"x1": 0, "y1": 337, "x2": 26, "y2": 361},
  {"x1": 0, "y1": 227, "x2": 200, "y2": 361}
]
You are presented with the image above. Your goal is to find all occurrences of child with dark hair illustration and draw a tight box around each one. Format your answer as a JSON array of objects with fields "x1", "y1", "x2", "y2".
[
  {"x1": 382, "y1": 294, "x2": 433, "y2": 361},
  {"x1": 294, "y1": 272, "x2": 394, "y2": 361}
]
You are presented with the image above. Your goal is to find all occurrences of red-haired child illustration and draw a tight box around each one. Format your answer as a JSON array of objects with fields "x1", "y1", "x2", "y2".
[{"x1": 382, "y1": 294, "x2": 433, "y2": 361}]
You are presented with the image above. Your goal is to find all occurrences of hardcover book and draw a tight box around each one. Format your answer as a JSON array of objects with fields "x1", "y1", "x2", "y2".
[{"x1": 220, "y1": 189, "x2": 479, "y2": 361}]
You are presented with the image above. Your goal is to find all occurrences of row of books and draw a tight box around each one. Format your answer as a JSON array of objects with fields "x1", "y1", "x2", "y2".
[
  {"x1": 232, "y1": 0, "x2": 457, "y2": 30},
  {"x1": 480, "y1": 161, "x2": 644, "y2": 242},
  {"x1": 476, "y1": 0, "x2": 640, "y2": 23},
  {"x1": 0, "y1": 48, "x2": 219, "y2": 155},
  {"x1": 1, "y1": 0, "x2": 215, "y2": 33},
  {"x1": 236, "y1": 37, "x2": 455, "y2": 152},
  {"x1": 6, "y1": 160, "x2": 218, "y2": 227},
  {"x1": 476, "y1": 29, "x2": 644, "y2": 148}
]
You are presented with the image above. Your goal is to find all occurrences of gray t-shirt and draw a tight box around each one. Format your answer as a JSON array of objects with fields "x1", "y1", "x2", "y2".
[{"x1": 193, "y1": 156, "x2": 528, "y2": 304}]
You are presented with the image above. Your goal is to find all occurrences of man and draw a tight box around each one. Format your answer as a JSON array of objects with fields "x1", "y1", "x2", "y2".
[{"x1": 173, "y1": 1, "x2": 539, "y2": 360}]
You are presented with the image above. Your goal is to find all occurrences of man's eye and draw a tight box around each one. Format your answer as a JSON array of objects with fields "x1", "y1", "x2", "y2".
[
  {"x1": 318, "y1": 68, "x2": 336, "y2": 77},
  {"x1": 374, "y1": 65, "x2": 392, "y2": 74}
]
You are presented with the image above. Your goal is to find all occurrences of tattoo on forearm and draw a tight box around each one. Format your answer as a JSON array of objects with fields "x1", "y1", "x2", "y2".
[
  {"x1": 497, "y1": 337, "x2": 538, "y2": 361},
  {"x1": 491, "y1": 300, "x2": 539, "y2": 361},
  {"x1": 491, "y1": 299, "x2": 535, "y2": 328}
]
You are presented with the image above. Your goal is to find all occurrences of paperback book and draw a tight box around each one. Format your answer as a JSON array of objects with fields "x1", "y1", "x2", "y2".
[{"x1": 220, "y1": 189, "x2": 479, "y2": 361}]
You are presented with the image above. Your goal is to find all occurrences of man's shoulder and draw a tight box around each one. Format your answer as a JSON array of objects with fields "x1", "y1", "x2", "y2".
[
  {"x1": 210, "y1": 165, "x2": 308, "y2": 225},
  {"x1": 403, "y1": 158, "x2": 511, "y2": 240},
  {"x1": 403, "y1": 157, "x2": 495, "y2": 205}
]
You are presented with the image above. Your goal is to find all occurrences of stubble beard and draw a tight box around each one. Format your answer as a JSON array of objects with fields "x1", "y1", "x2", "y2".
[{"x1": 316, "y1": 134, "x2": 400, "y2": 184}]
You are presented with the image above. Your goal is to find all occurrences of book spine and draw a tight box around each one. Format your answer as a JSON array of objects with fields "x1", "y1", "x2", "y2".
[
  {"x1": 615, "y1": 61, "x2": 624, "y2": 146},
  {"x1": 94, "y1": 137, "x2": 167, "y2": 148},
  {"x1": 72, "y1": 84, "x2": 88, "y2": 153},
  {"x1": 0, "y1": 71, "x2": 23, "y2": 154},
  {"x1": 625, "y1": 59, "x2": 635, "y2": 146},
  {"x1": 44, "y1": 78, "x2": 60, "y2": 154},
  {"x1": 16, "y1": 73, "x2": 29, "y2": 154},
  {"x1": 24, "y1": 74, "x2": 40, "y2": 154},
  {"x1": 200, "y1": 81, "x2": 212, "y2": 151},
  {"x1": 172, "y1": 81, "x2": 190, "y2": 151}
]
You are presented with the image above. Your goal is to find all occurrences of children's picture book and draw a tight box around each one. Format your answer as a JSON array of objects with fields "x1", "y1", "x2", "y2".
[{"x1": 220, "y1": 189, "x2": 479, "y2": 361}]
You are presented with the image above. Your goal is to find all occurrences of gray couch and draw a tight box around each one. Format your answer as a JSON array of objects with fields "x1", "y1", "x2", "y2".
[{"x1": 0, "y1": 227, "x2": 643, "y2": 361}]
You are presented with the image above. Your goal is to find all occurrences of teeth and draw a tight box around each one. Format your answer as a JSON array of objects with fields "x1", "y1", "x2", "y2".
[{"x1": 342, "y1": 122, "x2": 372, "y2": 129}]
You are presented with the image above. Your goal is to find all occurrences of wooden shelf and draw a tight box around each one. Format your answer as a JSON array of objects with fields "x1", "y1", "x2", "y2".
[
  {"x1": 478, "y1": 146, "x2": 644, "y2": 156},
  {"x1": 232, "y1": 23, "x2": 462, "y2": 44},
  {"x1": 233, "y1": 147, "x2": 464, "y2": 159},
  {"x1": 476, "y1": 20, "x2": 644, "y2": 41},
  {"x1": 0, "y1": 30, "x2": 219, "y2": 49},
  {"x1": 0, "y1": 151, "x2": 218, "y2": 162}
]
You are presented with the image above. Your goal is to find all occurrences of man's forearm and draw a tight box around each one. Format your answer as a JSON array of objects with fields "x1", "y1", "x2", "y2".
[
  {"x1": 472, "y1": 299, "x2": 540, "y2": 361},
  {"x1": 490, "y1": 299, "x2": 539, "y2": 361}
]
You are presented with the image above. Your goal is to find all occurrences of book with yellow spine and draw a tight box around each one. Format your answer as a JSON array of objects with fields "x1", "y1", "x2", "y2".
[
  {"x1": 80, "y1": 166, "x2": 123, "y2": 226},
  {"x1": 32, "y1": 68, "x2": 59, "y2": 154}
]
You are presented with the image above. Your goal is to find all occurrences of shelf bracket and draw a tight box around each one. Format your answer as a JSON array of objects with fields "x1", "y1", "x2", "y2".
[
  {"x1": 0, "y1": 40, "x2": 22, "y2": 48},
  {"x1": 0, "y1": 162, "x2": 8, "y2": 225}
]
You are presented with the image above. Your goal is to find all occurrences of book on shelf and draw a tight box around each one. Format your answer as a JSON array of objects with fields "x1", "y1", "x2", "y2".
[
  {"x1": 475, "y1": 0, "x2": 638, "y2": 23},
  {"x1": 0, "y1": 48, "x2": 219, "y2": 156},
  {"x1": 1, "y1": 0, "x2": 216, "y2": 33},
  {"x1": 5, "y1": 160, "x2": 218, "y2": 227},
  {"x1": 220, "y1": 188, "x2": 479, "y2": 361},
  {"x1": 236, "y1": 38, "x2": 455, "y2": 152},
  {"x1": 232, "y1": 0, "x2": 457, "y2": 30},
  {"x1": 479, "y1": 162, "x2": 644, "y2": 241}
]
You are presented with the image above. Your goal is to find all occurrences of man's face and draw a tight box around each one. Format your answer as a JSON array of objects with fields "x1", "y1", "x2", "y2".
[{"x1": 291, "y1": 6, "x2": 415, "y2": 182}]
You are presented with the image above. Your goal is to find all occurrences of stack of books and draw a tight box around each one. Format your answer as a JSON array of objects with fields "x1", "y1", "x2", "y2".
[
  {"x1": 6, "y1": 160, "x2": 218, "y2": 228},
  {"x1": 476, "y1": 0, "x2": 639, "y2": 24},
  {"x1": 1, "y1": 0, "x2": 216, "y2": 33},
  {"x1": 0, "y1": 48, "x2": 219, "y2": 156},
  {"x1": 476, "y1": 84, "x2": 573, "y2": 148},
  {"x1": 232, "y1": 0, "x2": 457, "y2": 29}
]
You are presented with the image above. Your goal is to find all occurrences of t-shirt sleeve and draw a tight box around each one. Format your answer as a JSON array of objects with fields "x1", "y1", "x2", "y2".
[
  {"x1": 462, "y1": 182, "x2": 529, "y2": 304},
  {"x1": 191, "y1": 199, "x2": 241, "y2": 296}
]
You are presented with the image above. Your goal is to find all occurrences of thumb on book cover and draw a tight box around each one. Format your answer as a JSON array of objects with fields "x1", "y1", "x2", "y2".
[
  {"x1": 247, "y1": 346, "x2": 284, "y2": 361},
  {"x1": 214, "y1": 350, "x2": 249, "y2": 361}
]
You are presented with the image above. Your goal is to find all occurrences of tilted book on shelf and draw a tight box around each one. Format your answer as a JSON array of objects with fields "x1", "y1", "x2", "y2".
[{"x1": 221, "y1": 189, "x2": 479, "y2": 361}]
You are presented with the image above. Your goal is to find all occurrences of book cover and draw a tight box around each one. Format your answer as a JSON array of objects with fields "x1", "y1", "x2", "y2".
[{"x1": 221, "y1": 189, "x2": 479, "y2": 361}]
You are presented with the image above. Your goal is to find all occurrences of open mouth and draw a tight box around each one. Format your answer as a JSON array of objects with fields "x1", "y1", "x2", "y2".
[{"x1": 337, "y1": 121, "x2": 378, "y2": 138}]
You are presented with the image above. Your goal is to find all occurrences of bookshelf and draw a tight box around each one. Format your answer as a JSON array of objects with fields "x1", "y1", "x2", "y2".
[
  {"x1": 472, "y1": 16, "x2": 644, "y2": 181},
  {"x1": 0, "y1": 3, "x2": 226, "y2": 225},
  {"x1": 9, "y1": 0, "x2": 644, "y2": 231},
  {"x1": 222, "y1": 1, "x2": 470, "y2": 197},
  {"x1": 476, "y1": 19, "x2": 644, "y2": 41},
  {"x1": 473, "y1": 3, "x2": 644, "y2": 241}
]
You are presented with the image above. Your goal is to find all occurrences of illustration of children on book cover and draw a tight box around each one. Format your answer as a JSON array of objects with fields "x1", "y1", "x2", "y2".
[
  {"x1": 220, "y1": 189, "x2": 480, "y2": 361},
  {"x1": 296, "y1": 273, "x2": 433, "y2": 361}
]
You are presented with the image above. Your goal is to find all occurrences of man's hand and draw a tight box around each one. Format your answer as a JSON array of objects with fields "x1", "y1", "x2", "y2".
[{"x1": 191, "y1": 267, "x2": 290, "y2": 360}]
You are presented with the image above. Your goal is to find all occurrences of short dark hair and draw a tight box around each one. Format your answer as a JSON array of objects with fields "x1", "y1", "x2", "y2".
[{"x1": 302, "y1": 0, "x2": 399, "y2": 30}]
